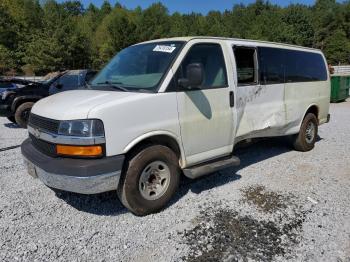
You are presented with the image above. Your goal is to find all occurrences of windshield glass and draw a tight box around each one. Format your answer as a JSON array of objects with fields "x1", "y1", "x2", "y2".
[{"x1": 90, "y1": 41, "x2": 184, "y2": 92}]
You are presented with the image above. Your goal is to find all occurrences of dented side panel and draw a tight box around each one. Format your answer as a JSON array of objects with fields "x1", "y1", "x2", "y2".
[{"x1": 235, "y1": 83, "x2": 286, "y2": 140}]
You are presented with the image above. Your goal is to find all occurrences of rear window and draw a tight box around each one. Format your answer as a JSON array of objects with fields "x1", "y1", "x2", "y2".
[
  {"x1": 284, "y1": 50, "x2": 327, "y2": 82},
  {"x1": 258, "y1": 47, "x2": 328, "y2": 84}
]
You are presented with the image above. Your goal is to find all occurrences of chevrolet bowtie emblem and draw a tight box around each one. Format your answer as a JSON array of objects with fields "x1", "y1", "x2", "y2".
[{"x1": 33, "y1": 128, "x2": 40, "y2": 138}]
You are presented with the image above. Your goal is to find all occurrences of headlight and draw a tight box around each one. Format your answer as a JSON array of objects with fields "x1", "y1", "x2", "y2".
[
  {"x1": 2, "y1": 91, "x2": 15, "y2": 100},
  {"x1": 58, "y1": 119, "x2": 104, "y2": 137}
]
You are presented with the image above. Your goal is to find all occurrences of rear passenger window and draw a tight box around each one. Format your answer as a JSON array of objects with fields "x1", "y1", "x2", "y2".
[
  {"x1": 258, "y1": 47, "x2": 327, "y2": 84},
  {"x1": 234, "y1": 47, "x2": 257, "y2": 85},
  {"x1": 259, "y1": 47, "x2": 285, "y2": 84},
  {"x1": 178, "y1": 43, "x2": 228, "y2": 89},
  {"x1": 285, "y1": 50, "x2": 327, "y2": 82}
]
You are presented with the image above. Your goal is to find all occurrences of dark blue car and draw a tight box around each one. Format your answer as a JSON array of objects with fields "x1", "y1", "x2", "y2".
[
  {"x1": 0, "y1": 82, "x2": 17, "y2": 93},
  {"x1": 0, "y1": 70, "x2": 97, "y2": 128}
]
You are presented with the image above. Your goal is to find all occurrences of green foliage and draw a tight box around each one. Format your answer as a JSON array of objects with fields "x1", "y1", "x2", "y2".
[
  {"x1": 93, "y1": 7, "x2": 137, "y2": 67},
  {"x1": 0, "y1": 0, "x2": 349, "y2": 74},
  {"x1": 0, "y1": 45, "x2": 15, "y2": 74}
]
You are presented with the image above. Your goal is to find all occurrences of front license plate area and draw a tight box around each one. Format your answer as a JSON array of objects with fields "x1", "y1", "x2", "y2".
[{"x1": 25, "y1": 160, "x2": 38, "y2": 178}]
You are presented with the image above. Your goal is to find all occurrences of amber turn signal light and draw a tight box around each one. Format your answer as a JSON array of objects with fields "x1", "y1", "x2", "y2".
[{"x1": 56, "y1": 145, "x2": 103, "y2": 157}]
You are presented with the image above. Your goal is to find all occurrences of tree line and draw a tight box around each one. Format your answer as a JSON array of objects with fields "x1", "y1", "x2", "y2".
[{"x1": 0, "y1": 0, "x2": 349, "y2": 75}]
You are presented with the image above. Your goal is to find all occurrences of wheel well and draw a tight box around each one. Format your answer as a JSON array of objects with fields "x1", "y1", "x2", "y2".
[
  {"x1": 305, "y1": 105, "x2": 319, "y2": 119},
  {"x1": 13, "y1": 99, "x2": 37, "y2": 112},
  {"x1": 125, "y1": 135, "x2": 182, "y2": 161}
]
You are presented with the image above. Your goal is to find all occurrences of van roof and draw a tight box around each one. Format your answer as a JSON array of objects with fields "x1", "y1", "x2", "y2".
[{"x1": 140, "y1": 36, "x2": 321, "y2": 52}]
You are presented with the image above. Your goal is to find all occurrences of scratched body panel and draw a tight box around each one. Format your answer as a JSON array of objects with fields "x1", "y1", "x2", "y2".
[{"x1": 235, "y1": 83, "x2": 286, "y2": 140}]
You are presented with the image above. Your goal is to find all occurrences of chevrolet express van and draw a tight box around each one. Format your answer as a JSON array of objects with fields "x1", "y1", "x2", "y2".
[{"x1": 21, "y1": 37, "x2": 330, "y2": 216}]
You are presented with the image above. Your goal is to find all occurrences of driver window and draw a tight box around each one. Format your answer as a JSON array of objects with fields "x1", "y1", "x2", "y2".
[
  {"x1": 49, "y1": 74, "x2": 80, "y2": 95},
  {"x1": 58, "y1": 74, "x2": 79, "y2": 91},
  {"x1": 177, "y1": 43, "x2": 228, "y2": 89}
]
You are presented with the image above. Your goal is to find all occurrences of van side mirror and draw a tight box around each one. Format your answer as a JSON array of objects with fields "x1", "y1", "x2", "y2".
[{"x1": 178, "y1": 63, "x2": 204, "y2": 89}]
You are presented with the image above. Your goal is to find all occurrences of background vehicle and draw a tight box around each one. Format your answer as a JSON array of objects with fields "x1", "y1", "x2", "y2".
[
  {"x1": 0, "y1": 70, "x2": 96, "y2": 128},
  {"x1": 21, "y1": 37, "x2": 330, "y2": 216},
  {"x1": 0, "y1": 81, "x2": 18, "y2": 92}
]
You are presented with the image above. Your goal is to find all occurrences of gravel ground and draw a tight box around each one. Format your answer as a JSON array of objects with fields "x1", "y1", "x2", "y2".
[{"x1": 0, "y1": 100, "x2": 349, "y2": 262}]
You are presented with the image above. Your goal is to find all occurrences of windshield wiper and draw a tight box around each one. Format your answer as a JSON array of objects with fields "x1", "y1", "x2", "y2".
[{"x1": 95, "y1": 81, "x2": 129, "y2": 92}]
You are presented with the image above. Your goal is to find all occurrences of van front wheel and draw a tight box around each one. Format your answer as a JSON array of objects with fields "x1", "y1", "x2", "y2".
[
  {"x1": 292, "y1": 113, "x2": 318, "y2": 152},
  {"x1": 117, "y1": 145, "x2": 180, "y2": 216}
]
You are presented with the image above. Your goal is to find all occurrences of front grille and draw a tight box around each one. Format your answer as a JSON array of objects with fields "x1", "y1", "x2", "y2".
[
  {"x1": 29, "y1": 134, "x2": 57, "y2": 157},
  {"x1": 28, "y1": 114, "x2": 60, "y2": 134}
]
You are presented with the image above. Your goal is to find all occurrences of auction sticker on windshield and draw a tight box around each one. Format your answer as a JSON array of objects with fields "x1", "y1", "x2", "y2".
[{"x1": 153, "y1": 45, "x2": 176, "y2": 53}]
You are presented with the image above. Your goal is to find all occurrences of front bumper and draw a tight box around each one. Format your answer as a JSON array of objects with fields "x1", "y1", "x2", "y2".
[
  {"x1": 21, "y1": 138, "x2": 125, "y2": 194},
  {"x1": 0, "y1": 104, "x2": 12, "y2": 117}
]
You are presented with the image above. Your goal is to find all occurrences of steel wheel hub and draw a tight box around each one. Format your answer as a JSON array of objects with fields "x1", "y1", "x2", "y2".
[
  {"x1": 139, "y1": 161, "x2": 171, "y2": 201},
  {"x1": 305, "y1": 121, "x2": 316, "y2": 144}
]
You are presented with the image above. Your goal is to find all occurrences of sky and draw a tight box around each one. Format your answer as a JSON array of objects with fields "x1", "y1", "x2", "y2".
[{"x1": 60, "y1": 0, "x2": 317, "y2": 14}]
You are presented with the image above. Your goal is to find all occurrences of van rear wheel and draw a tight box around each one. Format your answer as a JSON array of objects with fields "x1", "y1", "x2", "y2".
[
  {"x1": 292, "y1": 113, "x2": 318, "y2": 152},
  {"x1": 117, "y1": 145, "x2": 180, "y2": 216}
]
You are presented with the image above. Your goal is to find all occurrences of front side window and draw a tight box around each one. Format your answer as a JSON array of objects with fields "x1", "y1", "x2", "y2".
[
  {"x1": 49, "y1": 73, "x2": 80, "y2": 95},
  {"x1": 234, "y1": 47, "x2": 258, "y2": 85},
  {"x1": 177, "y1": 43, "x2": 228, "y2": 89},
  {"x1": 91, "y1": 42, "x2": 184, "y2": 92},
  {"x1": 58, "y1": 73, "x2": 80, "y2": 90},
  {"x1": 85, "y1": 71, "x2": 97, "y2": 83}
]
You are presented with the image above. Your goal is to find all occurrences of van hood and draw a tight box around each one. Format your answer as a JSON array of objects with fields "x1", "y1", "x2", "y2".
[{"x1": 31, "y1": 90, "x2": 147, "y2": 120}]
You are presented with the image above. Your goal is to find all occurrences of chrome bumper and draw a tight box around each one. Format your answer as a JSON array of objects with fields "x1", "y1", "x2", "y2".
[
  {"x1": 21, "y1": 138, "x2": 125, "y2": 195},
  {"x1": 24, "y1": 158, "x2": 120, "y2": 194}
]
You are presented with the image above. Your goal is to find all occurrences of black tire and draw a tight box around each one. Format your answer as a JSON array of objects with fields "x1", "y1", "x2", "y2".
[
  {"x1": 7, "y1": 116, "x2": 16, "y2": 124},
  {"x1": 292, "y1": 113, "x2": 318, "y2": 152},
  {"x1": 117, "y1": 145, "x2": 181, "y2": 216},
  {"x1": 14, "y1": 102, "x2": 34, "y2": 128}
]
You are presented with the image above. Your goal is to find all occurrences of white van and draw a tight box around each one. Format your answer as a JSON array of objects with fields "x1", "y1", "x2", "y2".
[{"x1": 21, "y1": 37, "x2": 330, "y2": 215}]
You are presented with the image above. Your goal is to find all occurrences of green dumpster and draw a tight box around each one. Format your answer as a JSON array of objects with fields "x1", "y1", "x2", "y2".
[{"x1": 330, "y1": 76, "x2": 350, "y2": 102}]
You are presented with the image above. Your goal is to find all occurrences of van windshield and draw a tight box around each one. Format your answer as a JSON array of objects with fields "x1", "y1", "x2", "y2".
[{"x1": 90, "y1": 41, "x2": 184, "y2": 92}]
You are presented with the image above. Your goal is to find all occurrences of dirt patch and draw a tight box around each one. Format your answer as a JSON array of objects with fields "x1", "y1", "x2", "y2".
[
  {"x1": 181, "y1": 188, "x2": 308, "y2": 261},
  {"x1": 241, "y1": 185, "x2": 292, "y2": 213},
  {"x1": 181, "y1": 208, "x2": 307, "y2": 262}
]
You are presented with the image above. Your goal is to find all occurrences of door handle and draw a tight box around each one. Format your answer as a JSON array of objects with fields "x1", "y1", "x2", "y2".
[{"x1": 229, "y1": 91, "x2": 234, "y2": 107}]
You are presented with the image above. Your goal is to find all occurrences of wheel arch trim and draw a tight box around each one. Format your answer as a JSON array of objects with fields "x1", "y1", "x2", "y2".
[
  {"x1": 122, "y1": 131, "x2": 186, "y2": 167},
  {"x1": 298, "y1": 104, "x2": 319, "y2": 129}
]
